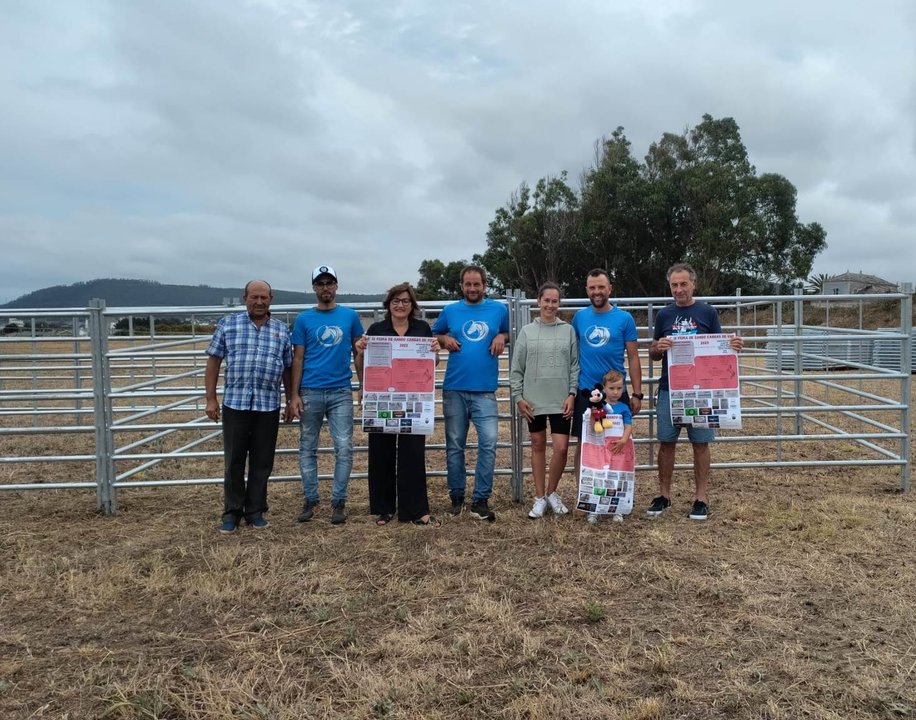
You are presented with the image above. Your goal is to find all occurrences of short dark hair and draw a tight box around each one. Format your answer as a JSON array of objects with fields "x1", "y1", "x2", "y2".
[
  {"x1": 461, "y1": 265, "x2": 487, "y2": 285},
  {"x1": 666, "y1": 263, "x2": 697, "y2": 283},
  {"x1": 382, "y1": 282, "x2": 420, "y2": 319},
  {"x1": 586, "y1": 268, "x2": 612, "y2": 283},
  {"x1": 537, "y1": 281, "x2": 561, "y2": 299},
  {"x1": 243, "y1": 279, "x2": 272, "y2": 298}
]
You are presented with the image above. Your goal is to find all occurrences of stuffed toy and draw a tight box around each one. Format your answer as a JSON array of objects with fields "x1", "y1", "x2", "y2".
[{"x1": 588, "y1": 384, "x2": 612, "y2": 433}]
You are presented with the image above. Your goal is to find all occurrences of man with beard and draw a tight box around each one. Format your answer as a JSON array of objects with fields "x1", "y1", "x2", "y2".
[
  {"x1": 206, "y1": 280, "x2": 293, "y2": 534},
  {"x1": 571, "y1": 269, "x2": 643, "y2": 465},
  {"x1": 432, "y1": 265, "x2": 509, "y2": 521},
  {"x1": 289, "y1": 265, "x2": 364, "y2": 525}
]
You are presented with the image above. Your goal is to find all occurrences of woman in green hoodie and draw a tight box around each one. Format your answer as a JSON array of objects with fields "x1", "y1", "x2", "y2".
[{"x1": 509, "y1": 282, "x2": 580, "y2": 519}]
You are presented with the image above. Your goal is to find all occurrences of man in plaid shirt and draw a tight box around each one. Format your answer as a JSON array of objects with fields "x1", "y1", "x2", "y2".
[{"x1": 206, "y1": 280, "x2": 293, "y2": 534}]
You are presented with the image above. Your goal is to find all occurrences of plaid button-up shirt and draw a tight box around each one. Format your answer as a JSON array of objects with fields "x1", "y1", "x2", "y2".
[{"x1": 206, "y1": 312, "x2": 292, "y2": 412}]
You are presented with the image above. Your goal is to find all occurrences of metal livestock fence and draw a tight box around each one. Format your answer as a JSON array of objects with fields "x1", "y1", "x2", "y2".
[{"x1": 0, "y1": 289, "x2": 911, "y2": 514}]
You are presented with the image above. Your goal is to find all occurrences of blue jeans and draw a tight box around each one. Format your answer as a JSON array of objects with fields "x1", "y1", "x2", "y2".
[
  {"x1": 298, "y1": 387, "x2": 354, "y2": 504},
  {"x1": 443, "y1": 390, "x2": 498, "y2": 502}
]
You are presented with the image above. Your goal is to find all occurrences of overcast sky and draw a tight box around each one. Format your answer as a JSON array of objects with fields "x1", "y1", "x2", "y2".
[{"x1": 2, "y1": 0, "x2": 914, "y2": 303}]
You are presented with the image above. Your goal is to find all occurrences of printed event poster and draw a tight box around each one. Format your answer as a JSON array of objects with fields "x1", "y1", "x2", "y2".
[
  {"x1": 361, "y1": 335, "x2": 436, "y2": 435},
  {"x1": 576, "y1": 409, "x2": 635, "y2": 517},
  {"x1": 667, "y1": 333, "x2": 742, "y2": 430}
]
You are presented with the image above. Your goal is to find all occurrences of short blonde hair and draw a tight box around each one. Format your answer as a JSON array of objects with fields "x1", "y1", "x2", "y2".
[{"x1": 602, "y1": 369, "x2": 624, "y2": 385}]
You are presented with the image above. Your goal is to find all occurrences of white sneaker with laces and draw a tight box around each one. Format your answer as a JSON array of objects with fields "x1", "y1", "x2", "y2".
[
  {"x1": 612, "y1": 513, "x2": 624, "y2": 522},
  {"x1": 547, "y1": 492, "x2": 569, "y2": 515},
  {"x1": 586, "y1": 513, "x2": 599, "y2": 525},
  {"x1": 528, "y1": 496, "x2": 548, "y2": 519}
]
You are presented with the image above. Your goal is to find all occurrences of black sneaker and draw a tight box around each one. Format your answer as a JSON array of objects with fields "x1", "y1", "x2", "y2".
[
  {"x1": 331, "y1": 501, "x2": 347, "y2": 524},
  {"x1": 297, "y1": 500, "x2": 318, "y2": 523},
  {"x1": 689, "y1": 500, "x2": 708, "y2": 521},
  {"x1": 645, "y1": 495, "x2": 671, "y2": 517},
  {"x1": 469, "y1": 500, "x2": 496, "y2": 522},
  {"x1": 448, "y1": 496, "x2": 465, "y2": 516}
]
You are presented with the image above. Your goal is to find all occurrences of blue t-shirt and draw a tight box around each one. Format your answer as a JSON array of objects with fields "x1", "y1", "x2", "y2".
[
  {"x1": 607, "y1": 399, "x2": 633, "y2": 426},
  {"x1": 291, "y1": 305, "x2": 364, "y2": 389},
  {"x1": 572, "y1": 306, "x2": 638, "y2": 389},
  {"x1": 653, "y1": 301, "x2": 722, "y2": 391},
  {"x1": 431, "y1": 298, "x2": 509, "y2": 392}
]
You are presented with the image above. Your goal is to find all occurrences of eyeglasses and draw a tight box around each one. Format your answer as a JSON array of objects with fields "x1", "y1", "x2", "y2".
[
  {"x1": 313, "y1": 280, "x2": 337, "y2": 288},
  {"x1": 390, "y1": 298, "x2": 412, "y2": 306}
]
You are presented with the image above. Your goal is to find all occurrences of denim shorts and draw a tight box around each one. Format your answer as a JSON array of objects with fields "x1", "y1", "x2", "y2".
[{"x1": 656, "y1": 390, "x2": 715, "y2": 444}]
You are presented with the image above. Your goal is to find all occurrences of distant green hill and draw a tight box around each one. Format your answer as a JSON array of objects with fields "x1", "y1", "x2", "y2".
[{"x1": 1, "y1": 279, "x2": 382, "y2": 309}]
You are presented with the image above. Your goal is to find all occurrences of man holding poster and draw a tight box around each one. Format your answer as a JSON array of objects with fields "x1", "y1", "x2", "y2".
[{"x1": 646, "y1": 263, "x2": 743, "y2": 521}]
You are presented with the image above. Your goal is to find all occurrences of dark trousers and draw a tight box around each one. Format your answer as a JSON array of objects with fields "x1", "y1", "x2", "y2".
[
  {"x1": 367, "y1": 433, "x2": 429, "y2": 521},
  {"x1": 222, "y1": 406, "x2": 280, "y2": 522}
]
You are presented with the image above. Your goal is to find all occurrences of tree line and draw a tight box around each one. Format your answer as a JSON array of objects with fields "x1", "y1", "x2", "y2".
[{"x1": 416, "y1": 114, "x2": 826, "y2": 299}]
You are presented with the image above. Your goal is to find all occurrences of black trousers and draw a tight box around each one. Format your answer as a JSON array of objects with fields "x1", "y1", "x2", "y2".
[
  {"x1": 222, "y1": 406, "x2": 280, "y2": 522},
  {"x1": 367, "y1": 433, "x2": 429, "y2": 521}
]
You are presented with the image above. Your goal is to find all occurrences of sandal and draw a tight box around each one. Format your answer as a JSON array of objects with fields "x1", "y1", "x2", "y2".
[
  {"x1": 376, "y1": 513, "x2": 393, "y2": 526},
  {"x1": 411, "y1": 515, "x2": 441, "y2": 527}
]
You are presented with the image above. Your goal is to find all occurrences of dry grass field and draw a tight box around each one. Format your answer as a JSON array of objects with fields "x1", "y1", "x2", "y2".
[
  {"x1": 2, "y1": 414, "x2": 915, "y2": 719},
  {"x1": 1, "y1": 302, "x2": 914, "y2": 719}
]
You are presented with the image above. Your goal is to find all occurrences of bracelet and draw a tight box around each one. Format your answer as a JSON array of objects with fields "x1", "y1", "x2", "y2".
[{"x1": 631, "y1": 393, "x2": 644, "y2": 400}]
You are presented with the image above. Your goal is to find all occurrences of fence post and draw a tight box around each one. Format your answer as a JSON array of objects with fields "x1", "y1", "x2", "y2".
[
  {"x1": 775, "y1": 298, "x2": 784, "y2": 461},
  {"x1": 507, "y1": 290, "x2": 524, "y2": 503},
  {"x1": 89, "y1": 299, "x2": 117, "y2": 514},
  {"x1": 793, "y1": 286, "x2": 804, "y2": 436},
  {"x1": 900, "y1": 283, "x2": 913, "y2": 492},
  {"x1": 646, "y1": 300, "x2": 656, "y2": 468}
]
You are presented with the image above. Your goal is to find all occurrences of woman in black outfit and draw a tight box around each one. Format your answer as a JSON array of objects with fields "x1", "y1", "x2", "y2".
[{"x1": 357, "y1": 283, "x2": 440, "y2": 526}]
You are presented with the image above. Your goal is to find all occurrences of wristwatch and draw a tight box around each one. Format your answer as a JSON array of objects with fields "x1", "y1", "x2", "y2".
[{"x1": 631, "y1": 392, "x2": 644, "y2": 400}]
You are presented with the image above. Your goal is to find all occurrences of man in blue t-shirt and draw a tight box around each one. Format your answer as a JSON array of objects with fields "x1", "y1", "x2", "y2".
[
  {"x1": 646, "y1": 262, "x2": 743, "y2": 522},
  {"x1": 432, "y1": 265, "x2": 509, "y2": 521},
  {"x1": 289, "y1": 265, "x2": 364, "y2": 525},
  {"x1": 571, "y1": 269, "x2": 644, "y2": 472}
]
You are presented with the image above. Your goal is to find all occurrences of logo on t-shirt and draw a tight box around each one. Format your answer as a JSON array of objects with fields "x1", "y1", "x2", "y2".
[
  {"x1": 585, "y1": 325, "x2": 611, "y2": 347},
  {"x1": 317, "y1": 325, "x2": 344, "y2": 347},
  {"x1": 670, "y1": 316, "x2": 698, "y2": 335},
  {"x1": 461, "y1": 320, "x2": 490, "y2": 342}
]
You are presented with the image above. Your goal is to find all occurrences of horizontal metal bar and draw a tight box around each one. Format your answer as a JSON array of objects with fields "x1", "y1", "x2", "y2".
[
  {"x1": 116, "y1": 367, "x2": 205, "y2": 393},
  {"x1": 0, "y1": 455, "x2": 95, "y2": 463},
  {"x1": 0, "y1": 482, "x2": 97, "y2": 490},
  {"x1": 0, "y1": 426, "x2": 95, "y2": 435},
  {"x1": 116, "y1": 430, "x2": 223, "y2": 480}
]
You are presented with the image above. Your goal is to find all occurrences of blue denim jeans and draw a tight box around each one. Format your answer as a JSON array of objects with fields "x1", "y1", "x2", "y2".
[
  {"x1": 443, "y1": 390, "x2": 498, "y2": 502},
  {"x1": 298, "y1": 387, "x2": 354, "y2": 504}
]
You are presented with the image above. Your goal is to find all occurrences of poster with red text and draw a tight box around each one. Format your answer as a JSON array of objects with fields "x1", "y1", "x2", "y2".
[
  {"x1": 667, "y1": 333, "x2": 741, "y2": 430},
  {"x1": 576, "y1": 408, "x2": 635, "y2": 517},
  {"x1": 362, "y1": 336, "x2": 436, "y2": 435}
]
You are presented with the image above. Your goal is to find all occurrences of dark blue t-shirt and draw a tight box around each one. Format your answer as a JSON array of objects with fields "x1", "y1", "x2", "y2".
[{"x1": 653, "y1": 301, "x2": 721, "y2": 391}]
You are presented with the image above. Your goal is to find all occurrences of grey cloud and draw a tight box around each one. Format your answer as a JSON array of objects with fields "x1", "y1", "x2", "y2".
[{"x1": 2, "y1": 0, "x2": 915, "y2": 304}]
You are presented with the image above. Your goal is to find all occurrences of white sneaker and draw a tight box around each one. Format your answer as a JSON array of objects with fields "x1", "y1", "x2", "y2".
[
  {"x1": 586, "y1": 513, "x2": 599, "y2": 525},
  {"x1": 528, "y1": 496, "x2": 548, "y2": 519},
  {"x1": 612, "y1": 513, "x2": 624, "y2": 522},
  {"x1": 547, "y1": 492, "x2": 569, "y2": 515}
]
